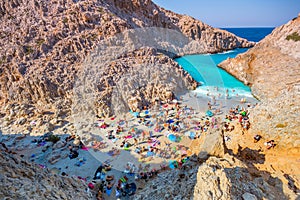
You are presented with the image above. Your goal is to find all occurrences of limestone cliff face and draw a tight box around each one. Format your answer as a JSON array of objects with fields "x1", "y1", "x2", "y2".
[
  {"x1": 219, "y1": 14, "x2": 300, "y2": 179},
  {"x1": 0, "y1": 147, "x2": 92, "y2": 199},
  {"x1": 0, "y1": 0, "x2": 253, "y2": 118}
]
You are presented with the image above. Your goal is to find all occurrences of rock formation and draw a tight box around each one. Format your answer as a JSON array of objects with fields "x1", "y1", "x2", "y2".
[
  {"x1": 218, "y1": 14, "x2": 300, "y2": 196},
  {"x1": 135, "y1": 129, "x2": 298, "y2": 200},
  {"x1": 0, "y1": 145, "x2": 92, "y2": 199},
  {"x1": 0, "y1": 0, "x2": 254, "y2": 123},
  {"x1": 219, "y1": 14, "x2": 300, "y2": 149}
]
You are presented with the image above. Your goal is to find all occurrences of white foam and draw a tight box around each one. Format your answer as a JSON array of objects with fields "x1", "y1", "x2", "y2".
[
  {"x1": 216, "y1": 50, "x2": 235, "y2": 55},
  {"x1": 192, "y1": 86, "x2": 254, "y2": 98}
]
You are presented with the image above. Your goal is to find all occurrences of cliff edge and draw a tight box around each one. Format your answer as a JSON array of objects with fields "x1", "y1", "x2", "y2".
[{"x1": 219, "y1": 14, "x2": 300, "y2": 193}]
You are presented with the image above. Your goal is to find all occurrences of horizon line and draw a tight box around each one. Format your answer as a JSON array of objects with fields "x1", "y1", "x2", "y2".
[{"x1": 219, "y1": 26, "x2": 275, "y2": 29}]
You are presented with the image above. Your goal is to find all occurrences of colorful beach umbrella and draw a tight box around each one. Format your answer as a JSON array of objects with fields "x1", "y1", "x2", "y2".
[
  {"x1": 168, "y1": 134, "x2": 176, "y2": 142},
  {"x1": 206, "y1": 110, "x2": 214, "y2": 117}
]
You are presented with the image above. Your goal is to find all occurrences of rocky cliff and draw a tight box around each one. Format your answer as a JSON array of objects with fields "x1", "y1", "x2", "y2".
[
  {"x1": 219, "y1": 15, "x2": 300, "y2": 147},
  {"x1": 218, "y1": 14, "x2": 300, "y2": 195},
  {"x1": 0, "y1": 145, "x2": 92, "y2": 199},
  {"x1": 135, "y1": 130, "x2": 298, "y2": 200},
  {"x1": 0, "y1": 0, "x2": 254, "y2": 121}
]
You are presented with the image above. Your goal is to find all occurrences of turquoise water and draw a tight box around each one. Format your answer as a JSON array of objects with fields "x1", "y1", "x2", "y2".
[{"x1": 175, "y1": 48, "x2": 253, "y2": 98}]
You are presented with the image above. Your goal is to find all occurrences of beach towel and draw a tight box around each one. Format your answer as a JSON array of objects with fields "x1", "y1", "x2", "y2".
[
  {"x1": 124, "y1": 147, "x2": 131, "y2": 151},
  {"x1": 88, "y1": 183, "x2": 94, "y2": 189},
  {"x1": 116, "y1": 189, "x2": 121, "y2": 197},
  {"x1": 81, "y1": 146, "x2": 89, "y2": 151}
]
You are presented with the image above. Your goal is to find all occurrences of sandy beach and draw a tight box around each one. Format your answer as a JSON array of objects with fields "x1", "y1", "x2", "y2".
[{"x1": 0, "y1": 90, "x2": 259, "y2": 199}]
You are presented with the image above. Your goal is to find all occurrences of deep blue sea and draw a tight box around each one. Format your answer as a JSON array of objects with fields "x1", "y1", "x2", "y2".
[
  {"x1": 222, "y1": 27, "x2": 274, "y2": 42},
  {"x1": 175, "y1": 28, "x2": 273, "y2": 98}
]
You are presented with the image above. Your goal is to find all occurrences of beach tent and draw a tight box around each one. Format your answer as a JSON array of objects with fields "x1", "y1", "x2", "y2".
[{"x1": 206, "y1": 110, "x2": 214, "y2": 117}]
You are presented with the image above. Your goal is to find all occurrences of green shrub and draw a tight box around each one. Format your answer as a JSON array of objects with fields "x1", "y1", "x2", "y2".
[
  {"x1": 47, "y1": 135, "x2": 60, "y2": 143},
  {"x1": 286, "y1": 32, "x2": 300, "y2": 41}
]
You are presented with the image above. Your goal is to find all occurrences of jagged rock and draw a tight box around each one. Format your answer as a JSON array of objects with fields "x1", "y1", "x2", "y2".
[
  {"x1": 219, "y1": 14, "x2": 300, "y2": 196},
  {"x1": 0, "y1": 149, "x2": 92, "y2": 199},
  {"x1": 0, "y1": 0, "x2": 253, "y2": 126},
  {"x1": 199, "y1": 131, "x2": 226, "y2": 159},
  {"x1": 189, "y1": 130, "x2": 226, "y2": 160},
  {"x1": 219, "y1": 16, "x2": 300, "y2": 158}
]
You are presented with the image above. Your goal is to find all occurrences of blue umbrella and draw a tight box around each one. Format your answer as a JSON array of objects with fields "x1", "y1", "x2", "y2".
[
  {"x1": 168, "y1": 134, "x2": 176, "y2": 142},
  {"x1": 169, "y1": 160, "x2": 178, "y2": 169},
  {"x1": 130, "y1": 111, "x2": 139, "y2": 117},
  {"x1": 146, "y1": 151, "x2": 154, "y2": 157},
  {"x1": 206, "y1": 110, "x2": 214, "y2": 117},
  {"x1": 189, "y1": 132, "x2": 196, "y2": 139},
  {"x1": 167, "y1": 119, "x2": 174, "y2": 124}
]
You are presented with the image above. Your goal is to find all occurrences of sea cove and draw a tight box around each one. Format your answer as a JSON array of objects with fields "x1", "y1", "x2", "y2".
[
  {"x1": 175, "y1": 48, "x2": 253, "y2": 99},
  {"x1": 1, "y1": 0, "x2": 299, "y2": 199}
]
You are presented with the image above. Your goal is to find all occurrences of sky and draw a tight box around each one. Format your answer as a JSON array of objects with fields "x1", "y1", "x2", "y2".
[{"x1": 152, "y1": 0, "x2": 300, "y2": 28}]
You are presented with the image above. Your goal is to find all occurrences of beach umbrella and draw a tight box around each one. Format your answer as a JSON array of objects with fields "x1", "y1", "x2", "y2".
[
  {"x1": 132, "y1": 112, "x2": 139, "y2": 117},
  {"x1": 129, "y1": 183, "x2": 137, "y2": 194},
  {"x1": 206, "y1": 110, "x2": 214, "y2": 117},
  {"x1": 189, "y1": 132, "x2": 196, "y2": 139},
  {"x1": 140, "y1": 112, "x2": 146, "y2": 117},
  {"x1": 146, "y1": 151, "x2": 154, "y2": 157},
  {"x1": 241, "y1": 111, "x2": 246, "y2": 116},
  {"x1": 169, "y1": 160, "x2": 178, "y2": 169},
  {"x1": 168, "y1": 134, "x2": 176, "y2": 142},
  {"x1": 145, "y1": 110, "x2": 149, "y2": 115},
  {"x1": 167, "y1": 119, "x2": 174, "y2": 124}
]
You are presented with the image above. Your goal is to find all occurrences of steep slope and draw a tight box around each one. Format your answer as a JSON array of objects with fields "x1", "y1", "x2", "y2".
[
  {"x1": 135, "y1": 131, "x2": 298, "y2": 200},
  {"x1": 219, "y1": 14, "x2": 300, "y2": 190},
  {"x1": 0, "y1": 0, "x2": 253, "y2": 119},
  {"x1": 0, "y1": 146, "x2": 92, "y2": 199}
]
